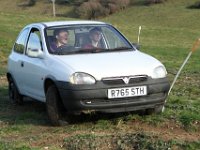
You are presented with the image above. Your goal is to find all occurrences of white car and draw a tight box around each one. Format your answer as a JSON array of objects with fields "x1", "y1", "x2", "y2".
[{"x1": 7, "y1": 21, "x2": 170, "y2": 125}]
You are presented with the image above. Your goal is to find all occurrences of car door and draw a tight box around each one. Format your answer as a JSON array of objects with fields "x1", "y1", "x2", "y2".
[
  {"x1": 11, "y1": 28, "x2": 30, "y2": 94},
  {"x1": 21, "y1": 27, "x2": 47, "y2": 101}
]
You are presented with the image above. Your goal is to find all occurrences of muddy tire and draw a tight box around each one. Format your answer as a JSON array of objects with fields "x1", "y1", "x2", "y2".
[
  {"x1": 146, "y1": 105, "x2": 165, "y2": 115},
  {"x1": 46, "y1": 85, "x2": 68, "y2": 126},
  {"x1": 8, "y1": 77, "x2": 23, "y2": 105}
]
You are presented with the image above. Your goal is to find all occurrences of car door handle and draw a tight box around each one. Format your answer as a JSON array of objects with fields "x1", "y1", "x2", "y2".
[{"x1": 21, "y1": 61, "x2": 24, "y2": 67}]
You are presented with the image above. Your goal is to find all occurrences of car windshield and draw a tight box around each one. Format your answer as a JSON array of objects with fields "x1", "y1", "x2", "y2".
[{"x1": 45, "y1": 24, "x2": 134, "y2": 55}]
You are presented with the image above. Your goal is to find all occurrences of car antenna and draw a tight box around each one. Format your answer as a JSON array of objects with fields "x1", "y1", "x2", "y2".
[{"x1": 168, "y1": 38, "x2": 200, "y2": 95}]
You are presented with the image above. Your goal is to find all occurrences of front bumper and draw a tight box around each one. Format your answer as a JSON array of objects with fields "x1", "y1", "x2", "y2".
[{"x1": 56, "y1": 77, "x2": 170, "y2": 113}]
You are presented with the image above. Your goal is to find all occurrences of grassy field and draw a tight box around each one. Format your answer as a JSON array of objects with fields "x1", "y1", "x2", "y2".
[{"x1": 0, "y1": 0, "x2": 200, "y2": 149}]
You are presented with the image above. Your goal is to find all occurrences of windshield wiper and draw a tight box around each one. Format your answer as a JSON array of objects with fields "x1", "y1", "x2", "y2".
[
  {"x1": 70, "y1": 48, "x2": 108, "y2": 54},
  {"x1": 53, "y1": 47, "x2": 132, "y2": 55},
  {"x1": 109, "y1": 47, "x2": 133, "y2": 51},
  {"x1": 80, "y1": 47, "x2": 132, "y2": 53}
]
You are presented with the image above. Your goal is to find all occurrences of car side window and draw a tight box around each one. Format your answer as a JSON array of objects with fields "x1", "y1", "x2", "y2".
[
  {"x1": 26, "y1": 28, "x2": 43, "y2": 55},
  {"x1": 14, "y1": 28, "x2": 29, "y2": 54}
]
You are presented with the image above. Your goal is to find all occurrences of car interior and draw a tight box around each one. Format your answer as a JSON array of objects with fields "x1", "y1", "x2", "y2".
[{"x1": 47, "y1": 27, "x2": 107, "y2": 54}]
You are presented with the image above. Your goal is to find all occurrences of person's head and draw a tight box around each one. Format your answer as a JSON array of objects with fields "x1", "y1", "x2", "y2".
[
  {"x1": 54, "y1": 28, "x2": 69, "y2": 46},
  {"x1": 89, "y1": 27, "x2": 102, "y2": 43}
]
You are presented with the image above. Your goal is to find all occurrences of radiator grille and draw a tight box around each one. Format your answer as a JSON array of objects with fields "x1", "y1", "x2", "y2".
[{"x1": 102, "y1": 75, "x2": 148, "y2": 85}]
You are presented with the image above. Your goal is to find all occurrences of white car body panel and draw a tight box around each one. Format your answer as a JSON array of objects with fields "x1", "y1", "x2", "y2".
[
  {"x1": 53, "y1": 50, "x2": 163, "y2": 81},
  {"x1": 20, "y1": 56, "x2": 47, "y2": 100},
  {"x1": 8, "y1": 52, "x2": 26, "y2": 93}
]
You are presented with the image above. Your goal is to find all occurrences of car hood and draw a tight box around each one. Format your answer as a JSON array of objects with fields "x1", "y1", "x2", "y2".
[{"x1": 54, "y1": 51, "x2": 164, "y2": 80}]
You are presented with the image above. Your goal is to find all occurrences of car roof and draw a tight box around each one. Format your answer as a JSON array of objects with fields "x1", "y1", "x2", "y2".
[
  {"x1": 24, "y1": 21, "x2": 109, "y2": 30},
  {"x1": 36, "y1": 20, "x2": 106, "y2": 28}
]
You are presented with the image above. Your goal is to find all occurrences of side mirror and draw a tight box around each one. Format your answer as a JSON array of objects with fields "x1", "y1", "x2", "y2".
[
  {"x1": 132, "y1": 43, "x2": 140, "y2": 50},
  {"x1": 27, "y1": 48, "x2": 44, "y2": 59}
]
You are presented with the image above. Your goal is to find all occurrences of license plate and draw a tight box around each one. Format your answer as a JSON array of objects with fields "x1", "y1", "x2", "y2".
[{"x1": 108, "y1": 86, "x2": 147, "y2": 99}]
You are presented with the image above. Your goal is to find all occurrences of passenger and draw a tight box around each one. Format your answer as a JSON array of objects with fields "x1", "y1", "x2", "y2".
[
  {"x1": 49, "y1": 29, "x2": 69, "y2": 53},
  {"x1": 83, "y1": 27, "x2": 102, "y2": 49}
]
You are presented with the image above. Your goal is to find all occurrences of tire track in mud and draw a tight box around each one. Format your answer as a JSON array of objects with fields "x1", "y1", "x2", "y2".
[{"x1": 0, "y1": 75, "x2": 199, "y2": 148}]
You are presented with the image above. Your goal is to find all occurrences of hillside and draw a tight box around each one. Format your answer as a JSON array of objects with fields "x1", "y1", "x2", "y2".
[
  {"x1": 0, "y1": 0, "x2": 200, "y2": 149},
  {"x1": 0, "y1": 0, "x2": 74, "y2": 17},
  {"x1": 1, "y1": 0, "x2": 200, "y2": 73}
]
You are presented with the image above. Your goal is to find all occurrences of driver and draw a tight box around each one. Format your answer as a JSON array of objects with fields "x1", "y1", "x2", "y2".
[{"x1": 83, "y1": 27, "x2": 102, "y2": 49}]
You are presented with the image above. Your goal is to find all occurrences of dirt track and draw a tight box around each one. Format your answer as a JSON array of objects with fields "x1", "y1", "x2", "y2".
[{"x1": 0, "y1": 76, "x2": 199, "y2": 149}]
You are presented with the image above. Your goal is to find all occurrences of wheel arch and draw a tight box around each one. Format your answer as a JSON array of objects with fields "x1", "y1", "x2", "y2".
[
  {"x1": 44, "y1": 78, "x2": 56, "y2": 94},
  {"x1": 44, "y1": 75, "x2": 62, "y2": 93},
  {"x1": 6, "y1": 72, "x2": 21, "y2": 94},
  {"x1": 7, "y1": 72, "x2": 12, "y2": 81}
]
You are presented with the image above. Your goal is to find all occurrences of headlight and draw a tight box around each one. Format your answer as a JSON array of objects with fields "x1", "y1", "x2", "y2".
[
  {"x1": 152, "y1": 66, "x2": 167, "y2": 79},
  {"x1": 70, "y1": 72, "x2": 96, "y2": 85}
]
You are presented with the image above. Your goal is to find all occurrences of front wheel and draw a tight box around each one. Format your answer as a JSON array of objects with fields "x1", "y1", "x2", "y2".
[
  {"x1": 8, "y1": 77, "x2": 23, "y2": 105},
  {"x1": 46, "y1": 85, "x2": 68, "y2": 126}
]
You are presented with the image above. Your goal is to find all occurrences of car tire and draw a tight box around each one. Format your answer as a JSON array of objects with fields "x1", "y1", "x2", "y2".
[
  {"x1": 46, "y1": 85, "x2": 68, "y2": 126},
  {"x1": 146, "y1": 105, "x2": 165, "y2": 115},
  {"x1": 8, "y1": 77, "x2": 23, "y2": 105}
]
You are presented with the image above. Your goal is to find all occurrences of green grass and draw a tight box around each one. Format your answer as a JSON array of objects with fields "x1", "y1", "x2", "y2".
[
  {"x1": 63, "y1": 133, "x2": 200, "y2": 150},
  {"x1": 0, "y1": 0, "x2": 200, "y2": 149},
  {"x1": 0, "y1": 141, "x2": 32, "y2": 150}
]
